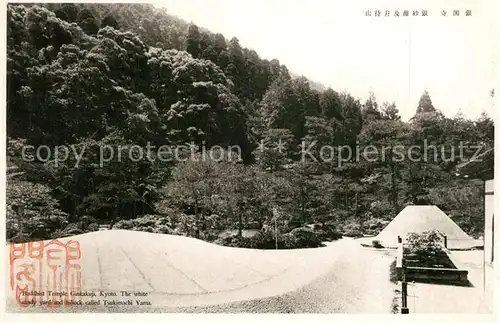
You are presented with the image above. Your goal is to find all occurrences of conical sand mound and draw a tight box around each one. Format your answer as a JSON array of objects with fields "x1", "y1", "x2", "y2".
[{"x1": 374, "y1": 205, "x2": 479, "y2": 249}]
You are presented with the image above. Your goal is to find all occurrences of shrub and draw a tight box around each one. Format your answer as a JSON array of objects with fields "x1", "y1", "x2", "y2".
[
  {"x1": 215, "y1": 230, "x2": 277, "y2": 249},
  {"x1": 155, "y1": 216, "x2": 171, "y2": 227},
  {"x1": 309, "y1": 223, "x2": 323, "y2": 231},
  {"x1": 113, "y1": 215, "x2": 173, "y2": 235},
  {"x1": 319, "y1": 223, "x2": 343, "y2": 241},
  {"x1": 372, "y1": 240, "x2": 384, "y2": 249},
  {"x1": 171, "y1": 227, "x2": 185, "y2": 236},
  {"x1": 133, "y1": 215, "x2": 158, "y2": 227},
  {"x1": 405, "y1": 230, "x2": 446, "y2": 258},
  {"x1": 88, "y1": 223, "x2": 100, "y2": 232},
  {"x1": 249, "y1": 230, "x2": 279, "y2": 249},
  {"x1": 153, "y1": 225, "x2": 172, "y2": 234},
  {"x1": 58, "y1": 223, "x2": 84, "y2": 238},
  {"x1": 315, "y1": 229, "x2": 328, "y2": 241},
  {"x1": 216, "y1": 228, "x2": 325, "y2": 249},
  {"x1": 215, "y1": 235, "x2": 236, "y2": 247},
  {"x1": 285, "y1": 227, "x2": 324, "y2": 248},
  {"x1": 200, "y1": 230, "x2": 219, "y2": 242},
  {"x1": 342, "y1": 222, "x2": 363, "y2": 238},
  {"x1": 246, "y1": 221, "x2": 262, "y2": 230},
  {"x1": 329, "y1": 230, "x2": 343, "y2": 240},
  {"x1": 7, "y1": 181, "x2": 68, "y2": 242},
  {"x1": 363, "y1": 218, "x2": 389, "y2": 236},
  {"x1": 404, "y1": 230, "x2": 455, "y2": 268},
  {"x1": 114, "y1": 219, "x2": 134, "y2": 230},
  {"x1": 76, "y1": 216, "x2": 99, "y2": 229},
  {"x1": 48, "y1": 216, "x2": 99, "y2": 239},
  {"x1": 215, "y1": 234, "x2": 258, "y2": 249}
]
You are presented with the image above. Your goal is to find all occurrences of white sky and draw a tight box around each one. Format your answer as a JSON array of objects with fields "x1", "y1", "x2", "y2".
[{"x1": 153, "y1": 0, "x2": 496, "y2": 120}]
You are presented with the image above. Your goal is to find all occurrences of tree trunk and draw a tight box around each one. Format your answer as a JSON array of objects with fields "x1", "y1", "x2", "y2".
[
  {"x1": 301, "y1": 193, "x2": 306, "y2": 225},
  {"x1": 194, "y1": 199, "x2": 200, "y2": 239},
  {"x1": 238, "y1": 211, "x2": 243, "y2": 238},
  {"x1": 109, "y1": 209, "x2": 117, "y2": 229},
  {"x1": 390, "y1": 162, "x2": 399, "y2": 211}
]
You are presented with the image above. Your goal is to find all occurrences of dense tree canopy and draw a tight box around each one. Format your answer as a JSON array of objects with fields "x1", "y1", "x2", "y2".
[{"x1": 6, "y1": 3, "x2": 494, "y2": 244}]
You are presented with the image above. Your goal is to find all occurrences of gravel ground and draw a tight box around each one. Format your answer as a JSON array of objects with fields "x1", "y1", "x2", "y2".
[
  {"x1": 171, "y1": 245, "x2": 396, "y2": 313},
  {"x1": 7, "y1": 239, "x2": 396, "y2": 313},
  {"x1": 402, "y1": 250, "x2": 493, "y2": 314}
]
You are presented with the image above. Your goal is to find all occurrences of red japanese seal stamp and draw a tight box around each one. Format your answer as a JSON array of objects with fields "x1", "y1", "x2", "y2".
[{"x1": 9, "y1": 239, "x2": 83, "y2": 307}]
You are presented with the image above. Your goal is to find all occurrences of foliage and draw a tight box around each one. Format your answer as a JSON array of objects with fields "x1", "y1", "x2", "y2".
[
  {"x1": 363, "y1": 218, "x2": 390, "y2": 236},
  {"x1": 341, "y1": 222, "x2": 364, "y2": 238},
  {"x1": 6, "y1": 180, "x2": 68, "y2": 242},
  {"x1": 216, "y1": 230, "x2": 276, "y2": 249},
  {"x1": 114, "y1": 214, "x2": 173, "y2": 234},
  {"x1": 314, "y1": 222, "x2": 343, "y2": 241},
  {"x1": 6, "y1": 3, "x2": 493, "y2": 247},
  {"x1": 56, "y1": 217, "x2": 99, "y2": 238},
  {"x1": 405, "y1": 230, "x2": 447, "y2": 258},
  {"x1": 286, "y1": 227, "x2": 325, "y2": 248},
  {"x1": 372, "y1": 240, "x2": 384, "y2": 249},
  {"x1": 216, "y1": 228, "x2": 325, "y2": 249}
]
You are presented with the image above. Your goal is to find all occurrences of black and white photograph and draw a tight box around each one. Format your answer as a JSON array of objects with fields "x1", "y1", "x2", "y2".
[{"x1": 3, "y1": 0, "x2": 497, "y2": 318}]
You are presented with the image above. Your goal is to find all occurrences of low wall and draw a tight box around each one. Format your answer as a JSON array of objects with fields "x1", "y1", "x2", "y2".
[
  {"x1": 395, "y1": 242, "x2": 469, "y2": 285},
  {"x1": 405, "y1": 266, "x2": 468, "y2": 284}
]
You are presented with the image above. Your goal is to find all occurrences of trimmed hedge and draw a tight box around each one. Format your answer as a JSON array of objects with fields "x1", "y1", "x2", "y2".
[
  {"x1": 57, "y1": 216, "x2": 99, "y2": 238},
  {"x1": 341, "y1": 222, "x2": 363, "y2": 238},
  {"x1": 216, "y1": 227, "x2": 327, "y2": 249},
  {"x1": 113, "y1": 215, "x2": 173, "y2": 234},
  {"x1": 314, "y1": 224, "x2": 343, "y2": 241}
]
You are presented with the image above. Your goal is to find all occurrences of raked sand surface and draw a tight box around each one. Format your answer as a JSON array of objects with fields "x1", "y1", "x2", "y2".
[{"x1": 6, "y1": 230, "x2": 396, "y2": 313}]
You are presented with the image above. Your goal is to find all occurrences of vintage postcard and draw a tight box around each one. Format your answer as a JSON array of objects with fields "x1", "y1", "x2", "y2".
[{"x1": 2, "y1": 0, "x2": 497, "y2": 320}]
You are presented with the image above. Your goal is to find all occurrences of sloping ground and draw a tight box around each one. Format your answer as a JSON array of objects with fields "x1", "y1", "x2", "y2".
[
  {"x1": 6, "y1": 232, "x2": 396, "y2": 313},
  {"x1": 374, "y1": 205, "x2": 479, "y2": 249}
]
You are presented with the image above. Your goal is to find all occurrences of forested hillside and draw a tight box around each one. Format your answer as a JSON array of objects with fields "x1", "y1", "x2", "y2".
[{"x1": 6, "y1": 4, "x2": 494, "y2": 245}]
